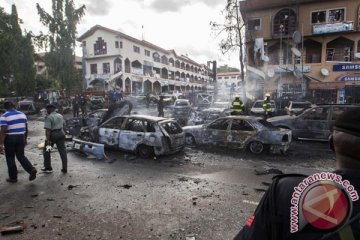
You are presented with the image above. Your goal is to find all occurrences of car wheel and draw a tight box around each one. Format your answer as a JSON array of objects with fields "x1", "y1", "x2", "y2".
[
  {"x1": 248, "y1": 141, "x2": 264, "y2": 154},
  {"x1": 185, "y1": 134, "x2": 196, "y2": 146},
  {"x1": 137, "y1": 144, "x2": 154, "y2": 158}
]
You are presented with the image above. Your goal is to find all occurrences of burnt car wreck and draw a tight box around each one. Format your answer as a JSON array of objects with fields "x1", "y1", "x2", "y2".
[
  {"x1": 183, "y1": 116, "x2": 291, "y2": 154},
  {"x1": 74, "y1": 114, "x2": 185, "y2": 158}
]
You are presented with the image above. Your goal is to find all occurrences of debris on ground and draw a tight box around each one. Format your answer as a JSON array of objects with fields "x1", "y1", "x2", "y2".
[
  {"x1": 53, "y1": 215, "x2": 62, "y2": 219},
  {"x1": 262, "y1": 182, "x2": 271, "y2": 186},
  {"x1": 118, "y1": 184, "x2": 132, "y2": 189},
  {"x1": 178, "y1": 177, "x2": 189, "y2": 182},
  {"x1": 30, "y1": 194, "x2": 39, "y2": 198},
  {"x1": 254, "y1": 188, "x2": 267, "y2": 192},
  {"x1": 185, "y1": 234, "x2": 196, "y2": 240},
  {"x1": 67, "y1": 184, "x2": 79, "y2": 190},
  {"x1": 254, "y1": 168, "x2": 283, "y2": 175},
  {"x1": 107, "y1": 158, "x2": 118, "y2": 164},
  {"x1": 0, "y1": 221, "x2": 26, "y2": 235}
]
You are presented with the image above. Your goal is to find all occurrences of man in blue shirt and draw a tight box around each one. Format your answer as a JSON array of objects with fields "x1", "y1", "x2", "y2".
[{"x1": 0, "y1": 101, "x2": 37, "y2": 182}]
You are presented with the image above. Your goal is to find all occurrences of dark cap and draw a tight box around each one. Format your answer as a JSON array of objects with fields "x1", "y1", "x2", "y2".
[
  {"x1": 3, "y1": 101, "x2": 15, "y2": 109},
  {"x1": 46, "y1": 104, "x2": 57, "y2": 109},
  {"x1": 334, "y1": 107, "x2": 360, "y2": 137}
]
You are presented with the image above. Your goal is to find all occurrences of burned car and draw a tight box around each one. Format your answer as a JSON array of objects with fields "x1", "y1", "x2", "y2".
[
  {"x1": 172, "y1": 99, "x2": 192, "y2": 126},
  {"x1": 89, "y1": 96, "x2": 105, "y2": 110},
  {"x1": 17, "y1": 100, "x2": 38, "y2": 115},
  {"x1": 77, "y1": 115, "x2": 185, "y2": 158},
  {"x1": 64, "y1": 101, "x2": 132, "y2": 139},
  {"x1": 183, "y1": 116, "x2": 291, "y2": 154},
  {"x1": 267, "y1": 104, "x2": 360, "y2": 141},
  {"x1": 189, "y1": 108, "x2": 230, "y2": 125}
]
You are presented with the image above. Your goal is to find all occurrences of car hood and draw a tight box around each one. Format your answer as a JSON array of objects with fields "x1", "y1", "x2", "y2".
[
  {"x1": 267, "y1": 115, "x2": 295, "y2": 122},
  {"x1": 100, "y1": 100, "x2": 133, "y2": 124}
]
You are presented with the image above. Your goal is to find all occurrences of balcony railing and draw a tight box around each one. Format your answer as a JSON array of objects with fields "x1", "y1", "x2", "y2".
[{"x1": 313, "y1": 21, "x2": 354, "y2": 35}]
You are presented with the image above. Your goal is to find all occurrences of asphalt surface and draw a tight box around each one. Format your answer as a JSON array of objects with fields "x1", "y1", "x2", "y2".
[{"x1": 0, "y1": 106, "x2": 335, "y2": 240}]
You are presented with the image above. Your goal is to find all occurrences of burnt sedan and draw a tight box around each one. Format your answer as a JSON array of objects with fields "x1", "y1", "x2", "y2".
[
  {"x1": 78, "y1": 115, "x2": 185, "y2": 158},
  {"x1": 183, "y1": 116, "x2": 291, "y2": 154}
]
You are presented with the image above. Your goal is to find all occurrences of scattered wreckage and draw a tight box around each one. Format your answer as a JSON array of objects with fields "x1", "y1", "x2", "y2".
[
  {"x1": 183, "y1": 115, "x2": 292, "y2": 154},
  {"x1": 75, "y1": 115, "x2": 185, "y2": 158},
  {"x1": 172, "y1": 99, "x2": 192, "y2": 126}
]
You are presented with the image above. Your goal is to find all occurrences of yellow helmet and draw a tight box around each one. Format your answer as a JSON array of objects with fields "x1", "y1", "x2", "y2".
[
  {"x1": 235, "y1": 94, "x2": 240, "y2": 98},
  {"x1": 265, "y1": 93, "x2": 271, "y2": 97}
]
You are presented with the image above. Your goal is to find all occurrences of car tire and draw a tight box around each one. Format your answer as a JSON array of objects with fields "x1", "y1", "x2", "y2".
[
  {"x1": 185, "y1": 134, "x2": 196, "y2": 146},
  {"x1": 137, "y1": 144, "x2": 154, "y2": 158},
  {"x1": 248, "y1": 141, "x2": 264, "y2": 154}
]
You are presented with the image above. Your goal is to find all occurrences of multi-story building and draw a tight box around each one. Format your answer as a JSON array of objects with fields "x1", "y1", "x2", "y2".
[
  {"x1": 240, "y1": 0, "x2": 360, "y2": 104},
  {"x1": 34, "y1": 53, "x2": 82, "y2": 77},
  {"x1": 77, "y1": 25, "x2": 214, "y2": 95}
]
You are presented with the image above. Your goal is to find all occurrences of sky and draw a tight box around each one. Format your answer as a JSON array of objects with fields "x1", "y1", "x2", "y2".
[{"x1": 1, "y1": 0, "x2": 240, "y2": 68}]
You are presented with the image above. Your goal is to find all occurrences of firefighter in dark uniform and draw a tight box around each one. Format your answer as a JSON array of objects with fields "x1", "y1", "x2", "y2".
[
  {"x1": 231, "y1": 95, "x2": 245, "y2": 115},
  {"x1": 234, "y1": 107, "x2": 360, "y2": 240},
  {"x1": 263, "y1": 93, "x2": 272, "y2": 119},
  {"x1": 157, "y1": 96, "x2": 165, "y2": 117}
]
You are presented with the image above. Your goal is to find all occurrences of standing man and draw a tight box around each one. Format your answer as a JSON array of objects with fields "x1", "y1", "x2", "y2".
[
  {"x1": 231, "y1": 95, "x2": 245, "y2": 115},
  {"x1": 72, "y1": 95, "x2": 80, "y2": 117},
  {"x1": 158, "y1": 96, "x2": 165, "y2": 117},
  {"x1": 263, "y1": 93, "x2": 272, "y2": 119},
  {"x1": 80, "y1": 95, "x2": 87, "y2": 115},
  {"x1": 42, "y1": 104, "x2": 67, "y2": 173},
  {"x1": 0, "y1": 101, "x2": 37, "y2": 182},
  {"x1": 234, "y1": 107, "x2": 360, "y2": 240}
]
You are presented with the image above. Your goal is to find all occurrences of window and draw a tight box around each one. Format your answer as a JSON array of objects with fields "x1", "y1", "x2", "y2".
[
  {"x1": 153, "y1": 52, "x2": 160, "y2": 62},
  {"x1": 312, "y1": 8, "x2": 345, "y2": 24},
  {"x1": 231, "y1": 120, "x2": 254, "y2": 131},
  {"x1": 145, "y1": 121, "x2": 156, "y2": 133},
  {"x1": 82, "y1": 41, "x2": 86, "y2": 47},
  {"x1": 329, "y1": 8, "x2": 345, "y2": 23},
  {"x1": 103, "y1": 117, "x2": 125, "y2": 129},
  {"x1": 94, "y1": 37, "x2": 107, "y2": 55},
  {"x1": 208, "y1": 119, "x2": 230, "y2": 130},
  {"x1": 273, "y1": 8, "x2": 297, "y2": 36},
  {"x1": 332, "y1": 107, "x2": 347, "y2": 120},
  {"x1": 161, "y1": 121, "x2": 182, "y2": 134},
  {"x1": 326, "y1": 48, "x2": 335, "y2": 61},
  {"x1": 145, "y1": 49, "x2": 150, "y2": 56},
  {"x1": 133, "y1": 45, "x2": 140, "y2": 53},
  {"x1": 120, "y1": 41, "x2": 123, "y2": 48},
  {"x1": 303, "y1": 107, "x2": 329, "y2": 120},
  {"x1": 125, "y1": 119, "x2": 144, "y2": 132},
  {"x1": 115, "y1": 41, "x2": 119, "y2": 48},
  {"x1": 103, "y1": 62, "x2": 110, "y2": 74},
  {"x1": 247, "y1": 19, "x2": 261, "y2": 31},
  {"x1": 90, "y1": 64, "x2": 97, "y2": 74},
  {"x1": 312, "y1": 11, "x2": 326, "y2": 24}
]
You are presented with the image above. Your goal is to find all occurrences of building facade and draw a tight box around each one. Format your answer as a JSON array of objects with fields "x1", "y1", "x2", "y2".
[
  {"x1": 77, "y1": 25, "x2": 214, "y2": 95},
  {"x1": 240, "y1": 0, "x2": 360, "y2": 104}
]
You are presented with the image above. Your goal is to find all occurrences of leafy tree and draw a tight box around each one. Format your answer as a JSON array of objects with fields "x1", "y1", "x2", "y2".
[
  {"x1": 0, "y1": 5, "x2": 36, "y2": 97},
  {"x1": 211, "y1": 0, "x2": 246, "y2": 98},
  {"x1": 217, "y1": 65, "x2": 240, "y2": 73},
  {"x1": 36, "y1": 0, "x2": 86, "y2": 94}
]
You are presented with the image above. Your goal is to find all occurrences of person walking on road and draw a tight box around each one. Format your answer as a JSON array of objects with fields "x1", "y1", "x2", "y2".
[
  {"x1": 157, "y1": 96, "x2": 165, "y2": 117},
  {"x1": 42, "y1": 104, "x2": 68, "y2": 173},
  {"x1": 0, "y1": 101, "x2": 37, "y2": 182},
  {"x1": 234, "y1": 107, "x2": 360, "y2": 240}
]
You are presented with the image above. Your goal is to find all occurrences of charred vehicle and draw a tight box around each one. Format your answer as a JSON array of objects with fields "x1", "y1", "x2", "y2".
[
  {"x1": 284, "y1": 101, "x2": 314, "y2": 116},
  {"x1": 195, "y1": 93, "x2": 213, "y2": 110},
  {"x1": 17, "y1": 100, "x2": 38, "y2": 115},
  {"x1": 172, "y1": 99, "x2": 192, "y2": 126},
  {"x1": 267, "y1": 104, "x2": 360, "y2": 141},
  {"x1": 183, "y1": 116, "x2": 291, "y2": 154},
  {"x1": 77, "y1": 115, "x2": 185, "y2": 158},
  {"x1": 250, "y1": 100, "x2": 277, "y2": 116},
  {"x1": 189, "y1": 108, "x2": 230, "y2": 125},
  {"x1": 64, "y1": 101, "x2": 132, "y2": 139},
  {"x1": 89, "y1": 96, "x2": 105, "y2": 110}
]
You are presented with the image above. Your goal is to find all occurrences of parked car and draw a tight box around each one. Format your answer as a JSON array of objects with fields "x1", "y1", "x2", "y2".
[
  {"x1": 79, "y1": 115, "x2": 185, "y2": 158},
  {"x1": 183, "y1": 115, "x2": 291, "y2": 154},
  {"x1": 285, "y1": 101, "x2": 314, "y2": 115},
  {"x1": 17, "y1": 100, "x2": 38, "y2": 115},
  {"x1": 250, "y1": 100, "x2": 277, "y2": 116},
  {"x1": 89, "y1": 96, "x2": 105, "y2": 110},
  {"x1": 267, "y1": 104, "x2": 360, "y2": 141},
  {"x1": 172, "y1": 99, "x2": 192, "y2": 126}
]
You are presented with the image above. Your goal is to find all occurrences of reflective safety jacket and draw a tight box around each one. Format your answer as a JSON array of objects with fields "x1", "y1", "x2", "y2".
[
  {"x1": 231, "y1": 99, "x2": 244, "y2": 113},
  {"x1": 263, "y1": 99, "x2": 272, "y2": 113},
  {"x1": 234, "y1": 169, "x2": 360, "y2": 240}
]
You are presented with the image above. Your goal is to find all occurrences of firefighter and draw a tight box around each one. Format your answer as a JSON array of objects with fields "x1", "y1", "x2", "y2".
[
  {"x1": 231, "y1": 95, "x2": 244, "y2": 115},
  {"x1": 263, "y1": 93, "x2": 272, "y2": 118}
]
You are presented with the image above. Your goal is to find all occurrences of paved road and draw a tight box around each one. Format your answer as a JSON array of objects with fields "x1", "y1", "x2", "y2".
[{"x1": 0, "y1": 111, "x2": 335, "y2": 240}]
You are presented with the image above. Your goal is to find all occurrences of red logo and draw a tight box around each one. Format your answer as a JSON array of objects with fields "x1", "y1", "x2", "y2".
[
  {"x1": 246, "y1": 215, "x2": 255, "y2": 227},
  {"x1": 301, "y1": 183, "x2": 350, "y2": 230}
]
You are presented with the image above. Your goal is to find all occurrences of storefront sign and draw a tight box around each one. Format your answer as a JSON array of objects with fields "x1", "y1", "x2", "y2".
[
  {"x1": 313, "y1": 21, "x2": 354, "y2": 35},
  {"x1": 333, "y1": 64, "x2": 360, "y2": 71},
  {"x1": 340, "y1": 76, "x2": 360, "y2": 81}
]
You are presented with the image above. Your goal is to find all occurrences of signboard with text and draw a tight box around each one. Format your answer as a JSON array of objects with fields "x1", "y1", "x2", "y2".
[{"x1": 333, "y1": 64, "x2": 360, "y2": 72}]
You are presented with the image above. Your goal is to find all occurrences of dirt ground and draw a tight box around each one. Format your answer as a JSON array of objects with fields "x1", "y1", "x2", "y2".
[{"x1": 0, "y1": 109, "x2": 335, "y2": 240}]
